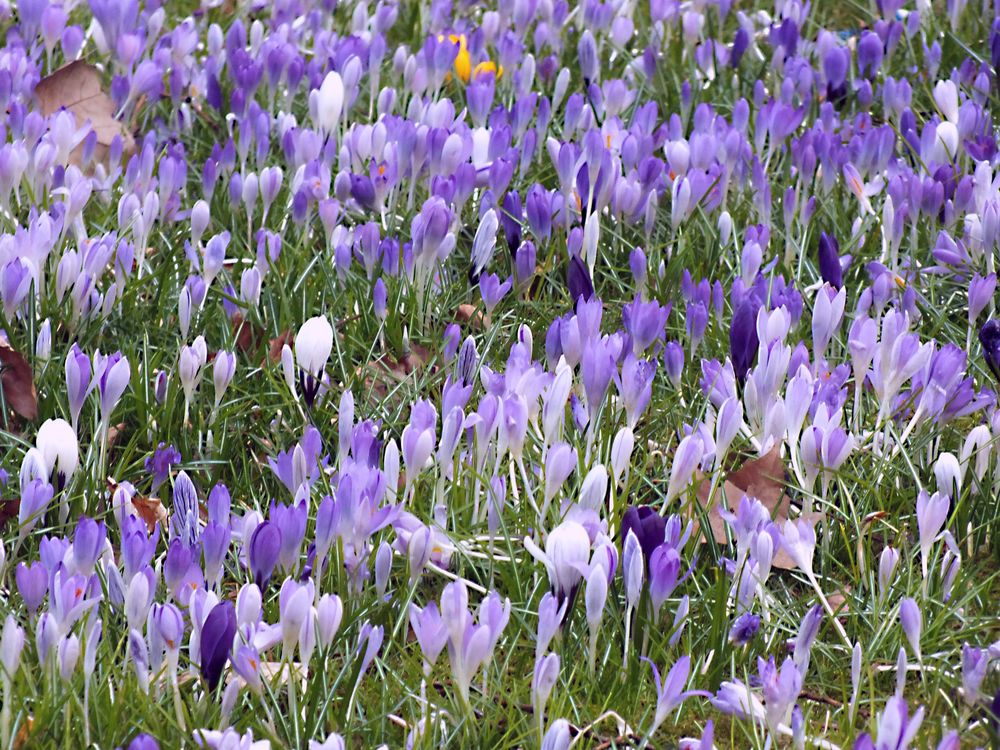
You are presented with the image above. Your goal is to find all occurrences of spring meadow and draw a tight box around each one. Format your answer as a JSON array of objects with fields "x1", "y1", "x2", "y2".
[{"x1": 7, "y1": 0, "x2": 1000, "y2": 747}]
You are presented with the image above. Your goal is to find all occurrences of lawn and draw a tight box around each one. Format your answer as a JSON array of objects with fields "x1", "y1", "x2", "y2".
[{"x1": 0, "y1": 0, "x2": 999, "y2": 748}]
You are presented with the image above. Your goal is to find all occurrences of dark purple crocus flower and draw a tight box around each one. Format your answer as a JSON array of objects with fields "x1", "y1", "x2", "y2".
[
  {"x1": 979, "y1": 319, "x2": 1000, "y2": 384},
  {"x1": 144, "y1": 443, "x2": 181, "y2": 492},
  {"x1": 729, "y1": 612, "x2": 761, "y2": 645},
  {"x1": 991, "y1": 18, "x2": 1000, "y2": 77},
  {"x1": 567, "y1": 254, "x2": 594, "y2": 304},
  {"x1": 817, "y1": 232, "x2": 843, "y2": 289},
  {"x1": 620, "y1": 505, "x2": 666, "y2": 566},
  {"x1": 200, "y1": 600, "x2": 237, "y2": 692},
  {"x1": 730, "y1": 296, "x2": 761, "y2": 382},
  {"x1": 249, "y1": 521, "x2": 281, "y2": 589}
]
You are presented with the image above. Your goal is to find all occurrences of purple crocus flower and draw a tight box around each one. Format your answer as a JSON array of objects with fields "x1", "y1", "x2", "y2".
[
  {"x1": 15, "y1": 562, "x2": 48, "y2": 614},
  {"x1": 478, "y1": 273, "x2": 511, "y2": 316},
  {"x1": 248, "y1": 521, "x2": 281, "y2": 590},
  {"x1": 730, "y1": 296, "x2": 760, "y2": 381},
  {"x1": 92, "y1": 351, "x2": 130, "y2": 426},
  {"x1": 567, "y1": 253, "x2": 594, "y2": 304},
  {"x1": 729, "y1": 612, "x2": 761, "y2": 645},
  {"x1": 643, "y1": 655, "x2": 710, "y2": 736},
  {"x1": 979, "y1": 319, "x2": 1000, "y2": 384},
  {"x1": 124, "y1": 734, "x2": 159, "y2": 750},
  {"x1": 623, "y1": 297, "x2": 669, "y2": 354},
  {"x1": 817, "y1": 231, "x2": 844, "y2": 289},
  {"x1": 899, "y1": 598, "x2": 922, "y2": 661},
  {"x1": 854, "y1": 695, "x2": 924, "y2": 750},
  {"x1": 200, "y1": 601, "x2": 236, "y2": 692},
  {"x1": 65, "y1": 344, "x2": 92, "y2": 431},
  {"x1": 620, "y1": 506, "x2": 666, "y2": 566},
  {"x1": 144, "y1": 443, "x2": 181, "y2": 492}
]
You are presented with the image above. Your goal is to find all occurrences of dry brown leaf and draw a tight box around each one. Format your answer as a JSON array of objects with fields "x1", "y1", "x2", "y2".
[
  {"x1": 693, "y1": 447, "x2": 799, "y2": 570},
  {"x1": 268, "y1": 329, "x2": 294, "y2": 365},
  {"x1": 132, "y1": 496, "x2": 168, "y2": 534},
  {"x1": 35, "y1": 61, "x2": 135, "y2": 165},
  {"x1": 0, "y1": 341, "x2": 38, "y2": 422},
  {"x1": 0, "y1": 498, "x2": 20, "y2": 531},
  {"x1": 107, "y1": 422, "x2": 127, "y2": 448},
  {"x1": 13, "y1": 715, "x2": 33, "y2": 750},
  {"x1": 827, "y1": 587, "x2": 851, "y2": 615},
  {"x1": 456, "y1": 303, "x2": 484, "y2": 329},
  {"x1": 232, "y1": 313, "x2": 264, "y2": 357}
]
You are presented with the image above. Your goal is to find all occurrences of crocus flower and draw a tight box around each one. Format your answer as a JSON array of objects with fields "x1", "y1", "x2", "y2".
[
  {"x1": 125, "y1": 735, "x2": 159, "y2": 750},
  {"x1": 620, "y1": 506, "x2": 666, "y2": 567},
  {"x1": 248, "y1": 521, "x2": 281, "y2": 590},
  {"x1": 899, "y1": 598, "x2": 922, "y2": 661},
  {"x1": 145, "y1": 443, "x2": 181, "y2": 492},
  {"x1": 853, "y1": 695, "x2": 924, "y2": 750},
  {"x1": 980, "y1": 319, "x2": 1000, "y2": 384},
  {"x1": 916, "y1": 490, "x2": 949, "y2": 580},
  {"x1": 65, "y1": 343, "x2": 91, "y2": 430},
  {"x1": 410, "y1": 601, "x2": 449, "y2": 676},
  {"x1": 212, "y1": 351, "x2": 236, "y2": 409},
  {"x1": 295, "y1": 316, "x2": 333, "y2": 407},
  {"x1": 666, "y1": 434, "x2": 703, "y2": 504},
  {"x1": 524, "y1": 520, "x2": 591, "y2": 606},
  {"x1": 35, "y1": 419, "x2": 78, "y2": 490},
  {"x1": 92, "y1": 351, "x2": 130, "y2": 427},
  {"x1": 200, "y1": 601, "x2": 236, "y2": 692},
  {"x1": 817, "y1": 232, "x2": 844, "y2": 288},
  {"x1": 643, "y1": 655, "x2": 709, "y2": 736}
]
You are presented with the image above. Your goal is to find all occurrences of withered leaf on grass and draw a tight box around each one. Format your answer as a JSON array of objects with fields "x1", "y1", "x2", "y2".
[
  {"x1": 693, "y1": 447, "x2": 799, "y2": 570},
  {"x1": 360, "y1": 343, "x2": 434, "y2": 403},
  {"x1": 35, "y1": 60, "x2": 135, "y2": 165},
  {"x1": 268, "y1": 329, "x2": 294, "y2": 365},
  {"x1": 232, "y1": 314, "x2": 264, "y2": 357},
  {"x1": 455, "y1": 303, "x2": 484, "y2": 329},
  {"x1": 0, "y1": 341, "x2": 38, "y2": 421},
  {"x1": 132, "y1": 496, "x2": 168, "y2": 534},
  {"x1": 0, "y1": 498, "x2": 20, "y2": 531}
]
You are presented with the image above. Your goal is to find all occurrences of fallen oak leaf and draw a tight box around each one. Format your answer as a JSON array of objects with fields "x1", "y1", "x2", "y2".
[
  {"x1": 132, "y1": 496, "x2": 168, "y2": 534},
  {"x1": 232, "y1": 313, "x2": 264, "y2": 357},
  {"x1": 34, "y1": 60, "x2": 136, "y2": 165},
  {"x1": 268, "y1": 329, "x2": 294, "y2": 365},
  {"x1": 455, "y1": 303, "x2": 484, "y2": 329},
  {"x1": 0, "y1": 340, "x2": 38, "y2": 421},
  {"x1": 692, "y1": 447, "x2": 799, "y2": 570}
]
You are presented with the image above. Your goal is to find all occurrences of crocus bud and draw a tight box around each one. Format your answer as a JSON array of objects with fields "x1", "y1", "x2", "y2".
[
  {"x1": 316, "y1": 594, "x2": 344, "y2": 649},
  {"x1": 407, "y1": 524, "x2": 432, "y2": 585},
  {"x1": 278, "y1": 579, "x2": 312, "y2": 654},
  {"x1": 249, "y1": 522, "x2": 281, "y2": 590},
  {"x1": 899, "y1": 598, "x2": 922, "y2": 661},
  {"x1": 315, "y1": 71, "x2": 345, "y2": 135},
  {"x1": 212, "y1": 351, "x2": 236, "y2": 409},
  {"x1": 373, "y1": 278, "x2": 387, "y2": 321},
  {"x1": 1, "y1": 614, "x2": 25, "y2": 677},
  {"x1": 295, "y1": 316, "x2": 333, "y2": 406},
  {"x1": 200, "y1": 601, "x2": 237, "y2": 692},
  {"x1": 58, "y1": 633, "x2": 80, "y2": 682},
  {"x1": 622, "y1": 530, "x2": 644, "y2": 609},
  {"x1": 532, "y1": 652, "x2": 560, "y2": 720},
  {"x1": 191, "y1": 200, "x2": 210, "y2": 247},
  {"x1": 35, "y1": 418, "x2": 79, "y2": 490},
  {"x1": 375, "y1": 541, "x2": 392, "y2": 598},
  {"x1": 35, "y1": 319, "x2": 51, "y2": 361}
]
